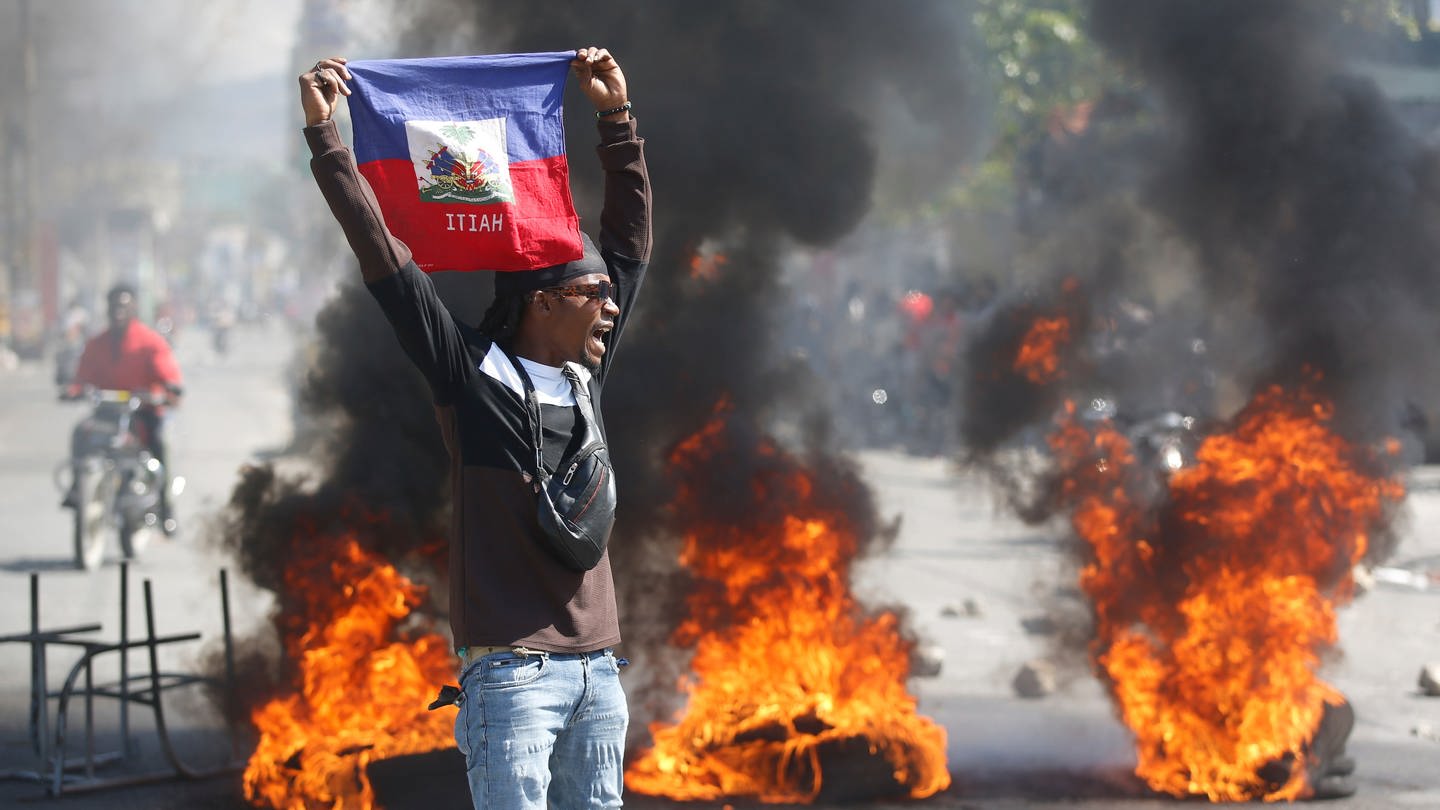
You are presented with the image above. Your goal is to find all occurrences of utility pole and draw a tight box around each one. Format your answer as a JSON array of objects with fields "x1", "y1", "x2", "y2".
[
  {"x1": 3, "y1": 0, "x2": 36, "y2": 354},
  {"x1": 21, "y1": 0, "x2": 35, "y2": 322},
  {"x1": 0, "y1": 6, "x2": 16, "y2": 350}
]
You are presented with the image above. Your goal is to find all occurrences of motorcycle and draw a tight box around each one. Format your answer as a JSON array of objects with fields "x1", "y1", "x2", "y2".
[{"x1": 55, "y1": 389, "x2": 184, "y2": 570}]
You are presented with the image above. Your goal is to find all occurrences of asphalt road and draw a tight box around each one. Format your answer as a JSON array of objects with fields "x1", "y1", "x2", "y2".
[{"x1": 2, "y1": 321, "x2": 1440, "y2": 808}]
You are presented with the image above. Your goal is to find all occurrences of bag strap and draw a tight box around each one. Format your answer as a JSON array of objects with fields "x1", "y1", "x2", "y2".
[
  {"x1": 500, "y1": 346, "x2": 547, "y2": 481},
  {"x1": 499, "y1": 346, "x2": 588, "y2": 483},
  {"x1": 561, "y1": 365, "x2": 599, "y2": 428}
]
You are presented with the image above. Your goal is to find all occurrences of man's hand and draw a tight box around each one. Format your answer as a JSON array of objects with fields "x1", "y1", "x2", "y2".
[
  {"x1": 572, "y1": 47, "x2": 629, "y2": 121},
  {"x1": 299, "y1": 57, "x2": 352, "y2": 127}
]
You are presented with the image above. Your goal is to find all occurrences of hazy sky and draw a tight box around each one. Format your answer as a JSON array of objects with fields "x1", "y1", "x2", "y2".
[
  {"x1": 6, "y1": 0, "x2": 316, "y2": 164},
  {"x1": 28, "y1": 0, "x2": 302, "y2": 97}
]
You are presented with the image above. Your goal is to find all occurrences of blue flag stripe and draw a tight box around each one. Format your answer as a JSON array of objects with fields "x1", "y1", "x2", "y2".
[{"x1": 348, "y1": 52, "x2": 573, "y2": 165}]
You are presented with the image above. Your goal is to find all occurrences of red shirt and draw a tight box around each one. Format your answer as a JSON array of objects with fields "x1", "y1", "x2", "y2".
[{"x1": 71, "y1": 321, "x2": 182, "y2": 399}]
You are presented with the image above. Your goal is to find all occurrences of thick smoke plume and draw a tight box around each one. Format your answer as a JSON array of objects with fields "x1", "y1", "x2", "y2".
[
  {"x1": 959, "y1": 0, "x2": 1438, "y2": 662},
  {"x1": 216, "y1": 0, "x2": 983, "y2": 735},
  {"x1": 949, "y1": 7, "x2": 1433, "y2": 796},
  {"x1": 1088, "y1": 0, "x2": 1440, "y2": 442}
]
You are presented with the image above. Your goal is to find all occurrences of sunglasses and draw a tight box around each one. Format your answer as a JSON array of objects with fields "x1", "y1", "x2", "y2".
[{"x1": 542, "y1": 280, "x2": 614, "y2": 301}]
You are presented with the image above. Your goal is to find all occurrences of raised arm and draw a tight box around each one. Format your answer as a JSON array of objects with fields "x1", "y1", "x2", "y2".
[
  {"x1": 299, "y1": 57, "x2": 413, "y2": 284},
  {"x1": 572, "y1": 48, "x2": 651, "y2": 263},
  {"x1": 298, "y1": 57, "x2": 472, "y2": 404}
]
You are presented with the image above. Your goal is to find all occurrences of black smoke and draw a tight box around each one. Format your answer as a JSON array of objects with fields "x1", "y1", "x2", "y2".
[
  {"x1": 1089, "y1": 0, "x2": 1440, "y2": 444},
  {"x1": 949, "y1": 7, "x2": 1433, "y2": 795},
  {"x1": 955, "y1": 0, "x2": 1434, "y2": 736}
]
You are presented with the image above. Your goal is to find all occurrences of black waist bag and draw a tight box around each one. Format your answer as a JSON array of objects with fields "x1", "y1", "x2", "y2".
[{"x1": 504, "y1": 351, "x2": 616, "y2": 571}]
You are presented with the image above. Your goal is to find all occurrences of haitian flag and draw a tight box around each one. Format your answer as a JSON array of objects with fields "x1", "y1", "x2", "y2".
[{"x1": 347, "y1": 52, "x2": 582, "y2": 272}]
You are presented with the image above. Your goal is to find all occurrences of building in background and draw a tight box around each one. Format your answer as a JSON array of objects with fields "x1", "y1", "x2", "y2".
[{"x1": 0, "y1": 0, "x2": 320, "y2": 363}]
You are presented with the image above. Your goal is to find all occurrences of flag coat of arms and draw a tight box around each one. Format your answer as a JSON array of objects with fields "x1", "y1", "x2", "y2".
[{"x1": 347, "y1": 52, "x2": 582, "y2": 272}]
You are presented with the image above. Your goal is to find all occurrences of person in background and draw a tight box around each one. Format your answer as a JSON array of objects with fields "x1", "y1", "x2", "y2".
[
  {"x1": 66, "y1": 283, "x2": 184, "y2": 534},
  {"x1": 54, "y1": 296, "x2": 92, "y2": 387}
]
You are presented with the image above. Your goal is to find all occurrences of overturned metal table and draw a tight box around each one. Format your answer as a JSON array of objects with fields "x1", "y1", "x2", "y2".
[{"x1": 0, "y1": 561, "x2": 243, "y2": 796}]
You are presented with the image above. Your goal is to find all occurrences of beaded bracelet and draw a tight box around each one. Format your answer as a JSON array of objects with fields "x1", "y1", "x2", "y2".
[{"x1": 596, "y1": 101, "x2": 632, "y2": 119}]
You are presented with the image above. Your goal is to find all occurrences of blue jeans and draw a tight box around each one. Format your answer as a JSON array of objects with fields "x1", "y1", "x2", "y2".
[{"x1": 454, "y1": 649, "x2": 628, "y2": 809}]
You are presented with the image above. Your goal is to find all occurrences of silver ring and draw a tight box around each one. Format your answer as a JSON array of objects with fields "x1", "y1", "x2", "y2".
[{"x1": 313, "y1": 61, "x2": 325, "y2": 73}]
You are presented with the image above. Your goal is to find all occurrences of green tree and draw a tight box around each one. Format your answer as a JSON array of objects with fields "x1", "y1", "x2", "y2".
[
  {"x1": 938, "y1": 0, "x2": 1432, "y2": 217},
  {"x1": 1340, "y1": 0, "x2": 1432, "y2": 41},
  {"x1": 938, "y1": 0, "x2": 1118, "y2": 214}
]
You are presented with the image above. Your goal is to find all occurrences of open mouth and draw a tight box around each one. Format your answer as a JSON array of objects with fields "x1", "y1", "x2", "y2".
[{"x1": 589, "y1": 323, "x2": 613, "y2": 354}]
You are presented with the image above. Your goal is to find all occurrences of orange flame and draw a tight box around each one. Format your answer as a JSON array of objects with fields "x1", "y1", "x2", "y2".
[
  {"x1": 690, "y1": 250, "x2": 730, "y2": 281},
  {"x1": 625, "y1": 409, "x2": 950, "y2": 803},
  {"x1": 1014, "y1": 315, "x2": 1072, "y2": 384},
  {"x1": 243, "y1": 535, "x2": 456, "y2": 809},
  {"x1": 1048, "y1": 384, "x2": 1403, "y2": 801}
]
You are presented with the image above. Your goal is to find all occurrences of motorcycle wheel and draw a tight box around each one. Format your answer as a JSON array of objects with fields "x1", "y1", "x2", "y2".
[
  {"x1": 119, "y1": 512, "x2": 153, "y2": 559},
  {"x1": 72, "y1": 466, "x2": 115, "y2": 571}
]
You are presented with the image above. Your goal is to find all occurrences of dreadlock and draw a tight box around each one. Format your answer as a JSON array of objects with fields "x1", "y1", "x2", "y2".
[{"x1": 477, "y1": 292, "x2": 528, "y2": 346}]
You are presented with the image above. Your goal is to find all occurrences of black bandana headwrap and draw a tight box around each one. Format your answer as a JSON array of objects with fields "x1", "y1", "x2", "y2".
[{"x1": 492, "y1": 232, "x2": 606, "y2": 296}]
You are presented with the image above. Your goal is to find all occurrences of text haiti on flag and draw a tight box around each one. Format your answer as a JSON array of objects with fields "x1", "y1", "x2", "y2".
[{"x1": 348, "y1": 52, "x2": 583, "y2": 272}]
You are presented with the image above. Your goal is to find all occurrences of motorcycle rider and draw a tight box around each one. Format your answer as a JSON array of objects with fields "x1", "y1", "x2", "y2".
[{"x1": 64, "y1": 283, "x2": 184, "y2": 534}]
